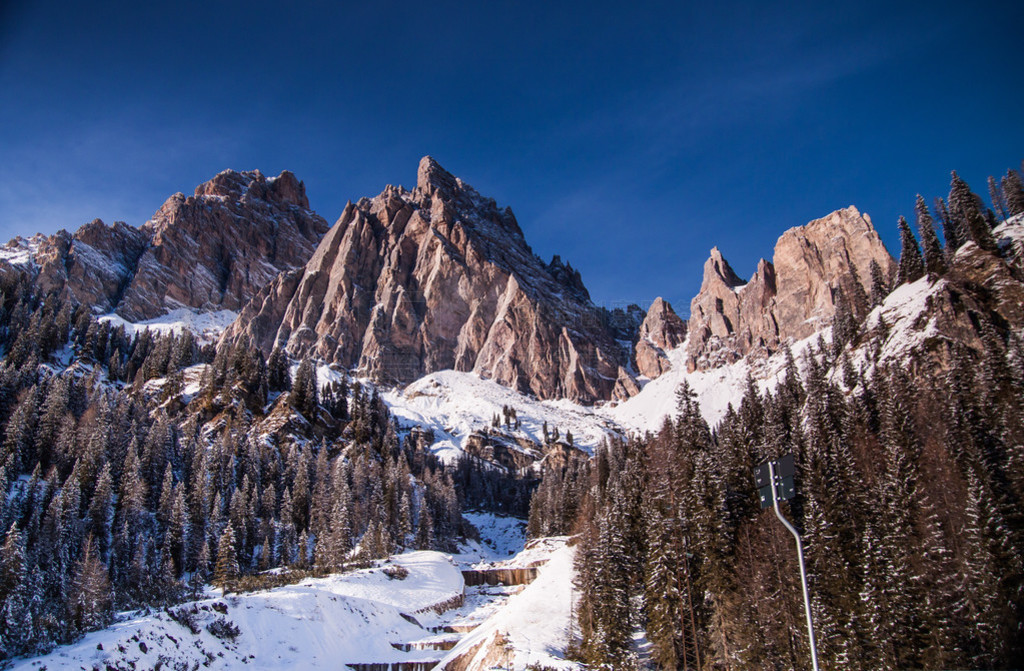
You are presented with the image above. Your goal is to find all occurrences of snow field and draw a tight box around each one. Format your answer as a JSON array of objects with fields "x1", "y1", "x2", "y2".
[{"x1": 11, "y1": 551, "x2": 463, "y2": 670}]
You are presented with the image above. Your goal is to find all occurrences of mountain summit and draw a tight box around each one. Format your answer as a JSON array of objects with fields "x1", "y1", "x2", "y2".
[{"x1": 223, "y1": 157, "x2": 635, "y2": 403}]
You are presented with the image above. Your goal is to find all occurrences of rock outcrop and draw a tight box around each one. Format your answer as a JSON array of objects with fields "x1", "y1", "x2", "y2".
[
  {"x1": 634, "y1": 297, "x2": 687, "y2": 378},
  {"x1": 222, "y1": 157, "x2": 634, "y2": 404},
  {"x1": 686, "y1": 206, "x2": 894, "y2": 371},
  {"x1": 118, "y1": 170, "x2": 328, "y2": 320},
  {"x1": 1, "y1": 170, "x2": 329, "y2": 319}
]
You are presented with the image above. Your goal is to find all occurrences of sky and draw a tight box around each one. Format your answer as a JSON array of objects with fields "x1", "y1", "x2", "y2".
[{"x1": 1, "y1": 0, "x2": 1022, "y2": 312}]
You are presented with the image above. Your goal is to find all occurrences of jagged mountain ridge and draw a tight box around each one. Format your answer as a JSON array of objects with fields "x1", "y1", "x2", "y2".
[
  {"x1": 0, "y1": 169, "x2": 329, "y2": 319},
  {"x1": 683, "y1": 205, "x2": 895, "y2": 372},
  {"x1": 222, "y1": 157, "x2": 637, "y2": 404}
]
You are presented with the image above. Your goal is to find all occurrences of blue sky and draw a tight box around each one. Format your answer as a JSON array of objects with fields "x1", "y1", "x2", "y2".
[{"x1": 1, "y1": 0, "x2": 1022, "y2": 312}]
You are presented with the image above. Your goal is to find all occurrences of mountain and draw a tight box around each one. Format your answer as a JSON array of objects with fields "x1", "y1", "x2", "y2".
[
  {"x1": 685, "y1": 205, "x2": 895, "y2": 372},
  {"x1": 0, "y1": 169, "x2": 329, "y2": 319},
  {"x1": 222, "y1": 156, "x2": 637, "y2": 404}
]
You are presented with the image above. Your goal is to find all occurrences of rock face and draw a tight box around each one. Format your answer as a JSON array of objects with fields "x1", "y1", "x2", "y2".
[
  {"x1": 1, "y1": 170, "x2": 328, "y2": 319},
  {"x1": 119, "y1": 170, "x2": 329, "y2": 320},
  {"x1": 223, "y1": 157, "x2": 633, "y2": 403},
  {"x1": 32, "y1": 220, "x2": 149, "y2": 313},
  {"x1": 687, "y1": 206, "x2": 894, "y2": 371},
  {"x1": 634, "y1": 297, "x2": 687, "y2": 378}
]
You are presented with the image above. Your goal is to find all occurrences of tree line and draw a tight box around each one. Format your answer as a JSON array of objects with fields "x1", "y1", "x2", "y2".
[
  {"x1": 0, "y1": 274, "x2": 500, "y2": 660},
  {"x1": 532, "y1": 166, "x2": 1024, "y2": 669}
]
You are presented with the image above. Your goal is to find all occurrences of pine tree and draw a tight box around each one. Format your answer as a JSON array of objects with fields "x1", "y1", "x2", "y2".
[
  {"x1": 934, "y1": 196, "x2": 964, "y2": 253},
  {"x1": 69, "y1": 534, "x2": 112, "y2": 633},
  {"x1": 215, "y1": 526, "x2": 239, "y2": 595},
  {"x1": 1002, "y1": 169, "x2": 1024, "y2": 217},
  {"x1": 989, "y1": 176, "x2": 1008, "y2": 221},
  {"x1": 290, "y1": 358, "x2": 318, "y2": 418},
  {"x1": 915, "y1": 195, "x2": 946, "y2": 276},
  {"x1": 267, "y1": 345, "x2": 291, "y2": 393},
  {"x1": 949, "y1": 172, "x2": 997, "y2": 251},
  {"x1": 896, "y1": 216, "x2": 925, "y2": 285},
  {"x1": 868, "y1": 259, "x2": 889, "y2": 307},
  {"x1": 415, "y1": 505, "x2": 434, "y2": 551}
]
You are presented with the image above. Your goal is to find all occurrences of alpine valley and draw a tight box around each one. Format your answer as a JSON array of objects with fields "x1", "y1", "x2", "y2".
[{"x1": 1, "y1": 157, "x2": 1023, "y2": 670}]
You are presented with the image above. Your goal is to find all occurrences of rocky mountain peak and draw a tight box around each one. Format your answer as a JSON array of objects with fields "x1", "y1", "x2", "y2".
[
  {"x1": 189, "y1": 169, "x2": 310, "y2": 210},
  {"x1": 223, "y1": 157, "x2": 632, "y2": 404},
  {"x1": 703, "y1": 247, "x2": 745, "y2": 289},
  {"x1": 634, "y1": 297, "x2": 688, "y2": 379},
  {"x1": 416, "y1": 155, "x2": 459, "y2": 195},
  {"x1": 0, "y1": 170, "x2": 328, "y2": 320},
  {"x1": 686, "y1": 206, "x2": 894, "y2": 371}
]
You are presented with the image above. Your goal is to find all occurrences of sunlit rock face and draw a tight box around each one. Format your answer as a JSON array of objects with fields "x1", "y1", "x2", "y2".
[
  {"x1": 686, "y1": 206, "x2": 895, "y2": 371},
  {"x1": 223, "y1": 157, "x2": 635, "y2": 404},
  {"x1": 1, "y1": 169, "x2": 328, "y2": 320}
]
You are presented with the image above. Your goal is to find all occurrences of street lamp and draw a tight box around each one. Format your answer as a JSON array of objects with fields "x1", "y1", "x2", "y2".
[{"x1": 755, "y1": 455, "x2": 820, "y2": 671}]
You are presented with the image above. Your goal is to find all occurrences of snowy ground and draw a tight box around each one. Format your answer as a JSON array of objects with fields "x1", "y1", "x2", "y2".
[
  {"x1": 11, "y1": 551, "x2": 464, "y2": 670},
  {"x1": 382, "y1": 370, "x2": 623, "y2": 461},
  {"x1": 11, "y1": 515, "x2": 582, "y2": 671},
  {"x1": 457, "y1": 511, "x2": 529, "y2": 564},
  {"x1": 437, "y1": 538, "x2": 579, "y2": 670},
  {"x1": 99, "y1": 308, "x2": 238, "y2": 344},
  {"x1": 605, "y1": 330, "x2": 828, "y2": 433}
]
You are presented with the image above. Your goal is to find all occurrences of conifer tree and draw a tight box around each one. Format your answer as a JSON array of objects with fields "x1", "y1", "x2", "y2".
[
  {"x1": 290, "y1": 358, "x2": 318, "y2": 418},
  {"x1": 989, "y1": 176, "x2": 1008, "y2": 221},
  {"x1": 949, "y1": 172, "x2": 997, "y2": 251},
  {"x1": 934, "y1": 196, "x2": 963, "y2": 253},
  {"x1": 69, "y1": 534, "x2": 112, "y2": 633},
  {"x1": 215, "y1": 526, "x2": 239, "y2": 595},
  {"x1": 868, "y1": 259, "x2": 889, "y2": 307},
  {"x1": 896, "y1": 216, "x2": 925, "y2": 285},
  {"x1": 1002, "y1": 169, "x2": 1024, "y2": 216},
  {"x1": 915, "y1": 195, "x2": 946, "y2": 276}
]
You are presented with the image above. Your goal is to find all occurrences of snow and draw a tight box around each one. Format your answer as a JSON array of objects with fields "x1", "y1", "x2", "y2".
[
  {"x1": 0, "y1": 235, "x2": 43, "y2": 266},
  {"x1": 99, "y1": 308, "x2": 238, "y2": 344},
  {"x1": 381, "y1": 370, "x2": 622, "y2": 461},
  {"x1": 837, "y1": 275, "x2": 946, "y2": 381},
  {"x1": 11, "y1": 551, "x2": 463, "y2": 670},
  {"x1": 11, "y1": 520, "x2": 584, "y2": 670},
  {"x1": 606, "y1": 331, "x2": 827, "y2": 431},
  {"x1": 437, "y1": 538, "x2": 580, "y2": 670},
  {"x1": 456, "y1": 511, "x2": 528, "y2": 564}
]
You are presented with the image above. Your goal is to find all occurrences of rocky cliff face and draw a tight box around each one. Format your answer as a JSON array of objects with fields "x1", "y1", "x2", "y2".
[
  {"x1": 687, "y1": 206, "x2": 894, "y2": 371},
  {"x1": 223, "y1": 157, "x2": 633, "y2": 403},
  {"x1": 0, "y1": 170, "x2": 328, "y2": 319},
  {"x1": 635, "y1": 297, "x2": 687, "y2": 378}
]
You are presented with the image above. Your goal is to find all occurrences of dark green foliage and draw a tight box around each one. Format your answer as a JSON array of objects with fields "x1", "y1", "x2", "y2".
[
  {"x1": 1002, "y1": 169, "x2": 1024, "y2": 217},
  {"x1": 896, "y1": 216, "x2": 925, "y2": 285},
  {"x1": 949, "y1": 172, "x2": 997, "y2": 251},
  {"x1": 915, "y1": 195, "x2": 947, "y2": 276},
  {"x1": 550, "y1": 324, "x2": 1024, "y2": 669},
  {"x1": 0, "y1": 283, "x2": 485, "y2": 660},
  {"x1": 868, "y1": 259, "x2": 889, "y2": 307}
]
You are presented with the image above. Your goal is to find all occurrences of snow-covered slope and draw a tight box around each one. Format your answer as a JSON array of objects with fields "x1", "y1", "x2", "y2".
[
  {"x1": 606, "y1": 330, "x2": 828, "y2": 432},
  {"x1": 100, "y1": 308, "x2": 238, "y2": 344},
  {"x1": 378, "y1": 329, "x2": 834, "y2": 460},
  {"x1": 438, "y1": 538, "x2": 579, "y2": 670},
  {"x1": 11, "y1": 552, "x2": 463, "y2": 670},
  {"x1": 382, "y1": 370, "x2": 623, "y2": 461}
]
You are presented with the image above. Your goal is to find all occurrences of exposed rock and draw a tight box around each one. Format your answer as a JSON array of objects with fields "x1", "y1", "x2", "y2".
[
  {"x1": 686, "y1": 206, "x2": 894, "y2": 371},
  {"x1": 772, "y1": 206, "x2": 888, "y2": 340},
  {"x1": 32, "y1": 219, "x2": 149, "y2": 312},
  {"x1": 223, "y1": 157, "x2": 633, "y2": 403},
  {"x1": 463, "y1": 432, "x2": 541, "y2": 472},
  {"x1": 634, "y1": 297, "x2": 687, "y2": 379},
  {"x1": 118, "y1": 170, "x2": 328, "y2": 320},
  {"x1": 1, "y1": 170, "x2": 328, "y2": 320}
]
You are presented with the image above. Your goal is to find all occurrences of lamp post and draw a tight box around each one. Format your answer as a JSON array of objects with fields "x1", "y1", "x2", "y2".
[{"x1": 756, "y1": 455, "x2": 820, "y2": 671}]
